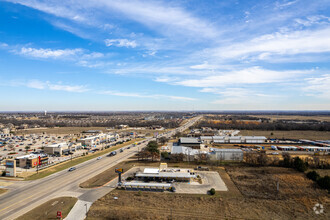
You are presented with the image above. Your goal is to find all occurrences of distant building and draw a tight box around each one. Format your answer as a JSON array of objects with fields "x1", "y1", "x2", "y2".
[{"x1": 209, "y1": 148, "x2": 243, "y2": 161}]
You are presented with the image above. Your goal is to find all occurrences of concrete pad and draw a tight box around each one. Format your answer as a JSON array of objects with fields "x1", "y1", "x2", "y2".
[{"x1": 64, "y1": 200, "x2": 92, "y2": 220}]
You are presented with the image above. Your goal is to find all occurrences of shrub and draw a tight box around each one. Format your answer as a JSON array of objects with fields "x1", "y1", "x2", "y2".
[
  {"x1": 293, "y1": 157, "x2": 308, "y2": 172},
  {"x1": 306, "y1": 171, "x2": 320, "y2": 181},
  {"x1": 317, "y1": 175, "x2": 330, "y2": 191},
  {"x1": 1, "y1": 171, "x2": 6, "y2": 176},
  {"x1": 209, "y1": 188, "x2": 216, "y2": 195}
]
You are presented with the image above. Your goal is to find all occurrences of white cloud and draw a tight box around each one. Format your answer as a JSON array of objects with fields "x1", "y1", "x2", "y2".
[
  {"x1": 100, "y1": 90, "x2": 195, "y2": 101},
  {"x1": 175, "y1": 67, "x2": 311, "y2": 87},
  {"x1": 18, "y1": 47, "x2": 83, "y2": 59},
  {"x1": 104, "y1": 39, "x2": 137, "y2": 48},
  {"x1": 303, "y1": 74, "x2": 330, "y2": 99},
  {"x1": 7, "y1": 0, "x2": 219, "y2": 39},
  {"x1": 189, "y1": 62, "x2": 217, "y2": 70},
  {"x1": 25, "y1": 80, "x2": 89, "y2": 93},
  {"x1": 210, "y1": 27, "x2": 330, "y2": 61}
]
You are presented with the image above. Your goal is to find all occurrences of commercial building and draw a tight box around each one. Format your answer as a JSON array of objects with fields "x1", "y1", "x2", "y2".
[
  {"x1": 209, "y1": 148, "x2": 243, "y2": 161},
  {"x1": 77, "y1": 133, "x2": 117, "y2": 147},
  {"x1": 178, "y1": 137, "x2": 201, "y2": 148},
  {"x1": 44, "y1": 142, "x2": 69, "y2": 156},
  {"x1": 15, "y1": 153, "x2": 48, "y2": 168},
  {"x1": 135, "y1": 167, "x2": 197, "y2": 182},
  {"x1": 198, "y1": 135, "x2": 267, "y2": 144}
]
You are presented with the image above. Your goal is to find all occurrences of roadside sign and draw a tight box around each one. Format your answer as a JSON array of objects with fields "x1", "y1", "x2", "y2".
[
  {"x1": 57, "y1": 211, "x2": 62, "y2": 219},
  {"x1": 38, "y1": 156, "x2": 41, "y2": 165},
  {"x1": 115, "y1": 168, "x2": 123, "y2": 173}
]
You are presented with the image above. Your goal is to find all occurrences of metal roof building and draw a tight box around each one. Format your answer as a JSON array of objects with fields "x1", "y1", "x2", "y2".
[{"x1": 209, "y1": 148, "x2": 243, "y2": 161}]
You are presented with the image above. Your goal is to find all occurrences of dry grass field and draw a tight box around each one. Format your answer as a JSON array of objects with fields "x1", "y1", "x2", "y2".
[
  {"x1": 87, "y1": 165, "x2": 329, "y2": 220},
  {"x1": 239, "y1": 130, "x2": 330, "y2": 140},
  {"x1": 17, "y1": 197, "x2": 77, "y2": 220},
  {"x1": 248, "y1": 114, "x2": 330, "y2": 122}
]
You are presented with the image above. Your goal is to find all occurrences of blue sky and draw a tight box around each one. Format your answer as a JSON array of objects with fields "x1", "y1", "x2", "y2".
[{"x1": 0, "y1": 0, "x2": 330, "y2": 111}]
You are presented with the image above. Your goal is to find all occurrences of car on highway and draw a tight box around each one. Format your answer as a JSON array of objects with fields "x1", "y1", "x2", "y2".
[
  {"x1": 127, "y1": 146, "x2": 131, "y2": 149},
  {"x1": 68, "y1": 167, "x2": 76, "y2": 172},
  {"x1": 120, "y1": 149, "x2": 124, "y2": 153},
  {"x1": 97, "y1": 156, "x2": 102, "y2": 160},
  {"x1": 108, "y1": 151, "x2": 117, "y2": 156}
]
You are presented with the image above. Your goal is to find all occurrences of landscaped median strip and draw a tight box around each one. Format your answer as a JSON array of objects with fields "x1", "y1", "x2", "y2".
[{"x1": 25, "y1": 139, "x2": 143, "y2": 181}]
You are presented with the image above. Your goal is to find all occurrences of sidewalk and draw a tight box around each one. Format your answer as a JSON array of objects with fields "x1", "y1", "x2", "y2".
[{"x1": 64, "y1": 200, "x2": 92, "y2": 220}]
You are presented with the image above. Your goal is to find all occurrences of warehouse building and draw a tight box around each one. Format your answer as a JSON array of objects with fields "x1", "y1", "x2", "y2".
[
  {"x1": 244, "y1": 136, "x2": 267, "y2": 143},
  {"x1": 178, "y1": 137, "x2": 201, "y2": 148},
  {"x1": 209, "y1": 148, "x2": 243, "y2": 161},
  {"x1": 44, "y1": 142, "x2": 70, "y2": 156}
]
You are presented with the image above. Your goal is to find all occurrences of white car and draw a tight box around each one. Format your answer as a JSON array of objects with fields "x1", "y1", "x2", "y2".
[
  {"x1": 97, "y1": 156, "x2": 102, "y2": 160},
  {"x1": 271, "y1": 152, "x2": 279, "y2": 155}
]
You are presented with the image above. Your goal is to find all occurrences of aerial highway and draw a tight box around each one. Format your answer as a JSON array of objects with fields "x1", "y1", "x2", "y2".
[{"x1": 0, "y1": 116, "x2": 201, "y2": 220}]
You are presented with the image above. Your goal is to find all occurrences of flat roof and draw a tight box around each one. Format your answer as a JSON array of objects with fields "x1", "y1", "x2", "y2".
[
  {"x1": 136, "y1": 172, "x2": 196, "y2": 178},
  {"x1": 179, "y1": 137, "x2": 200, "y2": 144},
  {"x1": 144, "y1": 168, "x2": 159, "y2": 174},
  {"x1": 123, "y1": 182, "x2": 171, "y2": 187},
  {"x1": 211, "y1": 148, "x2": 243, "y2": 152}
]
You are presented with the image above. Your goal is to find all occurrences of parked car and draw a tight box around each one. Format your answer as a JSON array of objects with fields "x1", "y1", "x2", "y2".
[{"x1": 68, "y1": 167, "x2": 76, "y2": 172}]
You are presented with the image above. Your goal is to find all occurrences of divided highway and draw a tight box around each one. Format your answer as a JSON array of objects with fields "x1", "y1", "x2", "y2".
[{"x1": 0, "y1": 116, "x2": 201, "y2": 220}]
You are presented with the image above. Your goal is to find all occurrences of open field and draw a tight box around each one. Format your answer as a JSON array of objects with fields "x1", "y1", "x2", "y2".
[
  {"x1": 87, "y1": 166, "x2": 329, "y2": 220},
  {"x1": 16, "y1": 197, "x2": 77, "y2": 220},
  {"x1": 239, "y1": 130, "x2": 330, "y2": 140},
  {"x1": 25, "y1": 139, "x2": 142, "y2": 181},
  {"x1": 248, "y1": 114, "x2": 330, "y2": 122}
]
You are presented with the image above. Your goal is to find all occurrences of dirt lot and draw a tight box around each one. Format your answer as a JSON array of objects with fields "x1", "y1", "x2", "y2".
[
  {"x1": 239, "y1": 130, "x2": 330, "y2": 140},
  {"x1": 87, "y1": 166, "x2": 329, "y2": 220},
  {"x1": 17, "y1": 197, "x2": 77, "y2": 220}
]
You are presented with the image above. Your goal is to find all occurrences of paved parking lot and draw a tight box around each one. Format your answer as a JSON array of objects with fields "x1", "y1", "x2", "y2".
[{"x1": 174, "y1": 171, "x2": 228, "y2": 194}]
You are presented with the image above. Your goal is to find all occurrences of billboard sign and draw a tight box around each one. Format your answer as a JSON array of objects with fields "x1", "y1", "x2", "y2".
[{"x1": 115, "y1": 168, "x2": 123, "y2": 174}]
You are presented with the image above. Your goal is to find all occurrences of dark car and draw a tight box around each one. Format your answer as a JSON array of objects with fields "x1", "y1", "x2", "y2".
[
  {"x1": 120, "y1": 149, "x2": 124, "y2": 153},
  {"x1": 108, "y1": 151, "x2": 117, "y2": 156},
  {"x1": 68, "y1": 167, "x2": 76, "y2": 172}
]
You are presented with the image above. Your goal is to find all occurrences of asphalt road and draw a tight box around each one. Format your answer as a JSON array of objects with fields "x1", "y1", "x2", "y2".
[{"x1": 0, "y1": 116, "x2": 201, "y2": 220}]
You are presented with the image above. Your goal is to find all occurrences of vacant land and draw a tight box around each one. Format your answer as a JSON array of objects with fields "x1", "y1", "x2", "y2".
[
  {"x1": 25, "y1": 139, "x2": 141, "y2": 181},
  {"x1": 239, "y1": 130, "x2": 330, "y2": 140},
  {"x1": 87, "y1": 166, "x2": 329, "y2": 220},
  {"x1": 249, "y1": 114, "x2": 330, "y2": 122},
  {"x1": 17, "y1": 197, "x2": 77, "y2": 220}
]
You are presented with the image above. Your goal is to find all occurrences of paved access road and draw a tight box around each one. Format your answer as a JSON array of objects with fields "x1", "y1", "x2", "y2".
[{"x1": 0, "y1": 116, "x2": 201, "y2": 220}]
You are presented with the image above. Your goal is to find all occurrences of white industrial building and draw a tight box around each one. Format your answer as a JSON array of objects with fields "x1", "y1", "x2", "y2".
[
  {"x1": 199, "y1": 136, "x2": 267, "y2": 144},
  {"x1": 244, "y1": 136, "x2": 267, "y2": 143},
  {"x1": 209, "y1": 148, "x2": 244, "y2": 161},
  {"x1": 229, "y1": 136, "x2": 242, "y2": 143}
]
